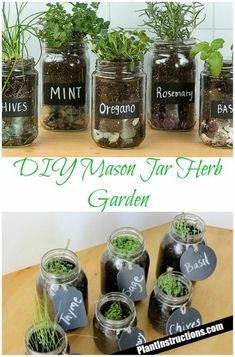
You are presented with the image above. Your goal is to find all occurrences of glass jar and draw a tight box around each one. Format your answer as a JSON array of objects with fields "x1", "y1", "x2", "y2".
[
  {"x1": 148, "y1": 40, "x2": 196, "y2": 130},
  {"x1": 36, "y1": 249, "x2": 88, "y2": 330},
  {"x1": 41, "y1": 42, "x2": 89, "y2": 131},
  {"x1": 2, "y1": 58, "x2": 38, "y2": 147},
  {"x1": 148, "y1": 271, "x2": 192, "y2": 334},
  {"x1": 92, "y1": 61, "x2": 146, "y2": 148},
  {"x1": 93, "y1": 292, "x2": 137, "y2": 354},
  {"x1": 25, "y1": 322, "x2": 69, "y2": 355},
  {"x1": 199, "y1": 60, "x2": 233, "y2": 148},
  {"x1": 101, "y1": 227, "x2": 150, "y2": 301},
  {"x1": 156, "y1": 213, "x2": 206, "y2": 277}
]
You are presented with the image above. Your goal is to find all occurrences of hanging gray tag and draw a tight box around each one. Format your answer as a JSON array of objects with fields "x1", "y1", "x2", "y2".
[
  {"x1": 117, "y1": 264, "x2": 147, "y2": 302},
  {"x1": 119, "y1": 327, "x2": 146, "y2": 351},
  {"x1": 53, "y1": 286, "x2": 88, "y2": 331},
  {"x1": 166, "y1": 307, "x2": 202, "y2": 335},
  {"x1": 180, "y1": 244, "x2": 217, "y2": 281}
]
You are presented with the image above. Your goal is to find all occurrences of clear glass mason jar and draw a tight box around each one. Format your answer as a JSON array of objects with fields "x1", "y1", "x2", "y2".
[
  {"x1": 156, "y1": 213, "x2": 206, "y2": 277},
  {"x1": 36, "y1": 249, "x2": 88, "y2": 324},
  {"x1": 199, "y1": 60, "x2": 233, "y2": 148},
  {"x1": 101, "y1": 227, "x2": 150, "y2": 300},
  {"x1": 2, "y1": 58, "x2": 38, "y2": 147},
  {"x1": 148, "y1": 40, "x2": 196, "y2": 130},
  {"x1": 93, "y1": 292, "x2": 137, "y2": 354},
  {"x1": 92, "y1": 61, "x2": 146, "y2": 148},
  {"x1": 41, "y1": 42, "x2": 89, "y2": 131},
  {"x1": 148, "y1": 271, "x2": 192, "y2": 334},
  {"x1": 25, "y1": 322, "x2": 69, "y2": 355}
]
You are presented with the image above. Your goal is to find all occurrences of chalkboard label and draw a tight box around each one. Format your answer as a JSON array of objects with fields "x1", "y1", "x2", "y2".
[
  {"x1": 97, "y1": 102, "x2": 140, "y2": 119},
  {"x1": 180, "y1": 244, "x2": 217, "y2": 281},
  {"x1": 2, "y1": 98, "x2": 32, "y2": 117},
  {"x1": 119, "y1": 327, "x2": 146, "y2": 351},
  {"x1": 166, "y1": 307, "x2": 202, "y2": 335},
  {"x1": 43, "y1": 83, "x2": 85, "y2": 106},
  {"x1": 152, "y1": 83, "x2": 195, "y2": 104},
  {"x1": 211, "y1": 101, "x2": 233, "y2": 119},
  {"x1": 53, "y1": 286, "x2": 88, "y2": 331},
  {"x1": 117, "y1": 264, "x2": 147, "y2": 302}
]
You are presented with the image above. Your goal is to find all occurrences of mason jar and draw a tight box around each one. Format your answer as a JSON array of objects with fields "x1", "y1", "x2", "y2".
[
  {"x1": 156, "y1": 213, "x2": 206, "y2": 277},
  {"x1": 148, "y1": 40, "x2": 196, "y2": 130},
  {"x1": 93, "y1": 292, "x2": 137, "y2": 354},
  {"x1": 2, "y1": 58, "x2": 38, "y2": 146},
  {"x1": 41, "y1": 42, "x2": 89, "y2": 131},
  {"x1": 101, "y1": 227, "x2": 150, "y2": 302},
  {"x1": 36, "y1": 249, "x2": 88, "y2": 330},
  {"x1": 199, "y1": 60, "x2": 233, "y2": 148},
  {"x1": 25, "y1": 322, "x2": 69, "y2": 355},
  {"x1": 92, "y1": 61, "x2": 146, "y2": 148},
  {"x1": 148, "y1": 271, "x2": 192, "y2": 334}
]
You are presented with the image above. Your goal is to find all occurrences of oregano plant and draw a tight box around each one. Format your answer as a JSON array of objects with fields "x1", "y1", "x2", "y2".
[{"x1": 190, "y1": 38, "x2": 225, "y2": 77}]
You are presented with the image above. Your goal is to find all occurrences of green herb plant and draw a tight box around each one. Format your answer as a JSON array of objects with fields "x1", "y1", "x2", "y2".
[
  {"x1": 45, "y1": 257, "x2": 74, "y2": 275},
  {"x1": 190, "y1": 38, "x2": 225, "y2": 77},
  {"x1": 139, "y1": 2, "x2": 205, "y2": 42},
  {"x1": 2, "y1": 2, "x2": 42, "y2": 92},
  {"x1": 105, "y1": 302, "x2": 123, "y2": 320},
  {"x1": 90, "y1": 29, "x2": 151, "y2": 69},
  {"x1": 37, "y1": 2, "x2": 110, "y2": 48},
  {"x1": 112, "y1": 235, "x2": 142, "y2": 258},
  {"x1": 174, "y1": 215, "x2": 200, "y2": 240},
  {"x1": 158, "y1": 273, "x2": 186, "y2": 297}
]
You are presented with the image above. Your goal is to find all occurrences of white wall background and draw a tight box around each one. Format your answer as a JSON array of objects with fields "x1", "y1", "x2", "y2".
[{"x1": 2, "y1": 212, "x2": 233, "y2": 274}]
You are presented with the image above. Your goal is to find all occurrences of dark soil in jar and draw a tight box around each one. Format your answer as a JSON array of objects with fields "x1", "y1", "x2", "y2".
[
  {"x1": 2, "y1": 61, "x2": 38, "y2": 147},
  {"x1": 42, "y1": 49, "x2": 87, "y2": 131},
  {"x1": 150, "y1": 46, "x2": 195, "y2": 131},
  {"x1": 200, "y1": 73, "x2": 233, "y2": 148},
  {"x1": 101, "y1": 250, "x2": 149, "y2": 297},
  {"x1": 27, "y1": 329, "x2": 69, "y2": 354},
  {"x1": 93, "y1": 75, "x2": 145, "y2": 148},
  {"x1": 93, "y1": 300, "x2": 137, "y2": 354}
]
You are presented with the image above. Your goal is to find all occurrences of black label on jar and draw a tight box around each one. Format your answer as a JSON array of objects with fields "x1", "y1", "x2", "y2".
[
  {"x1": 152, "y1": 83, "x2": 195, "y2": 104},
  {"x1": 97, "y1": 102, "x2": 140, "y2": 119},
  {"x1": 43, "y1": 83, "x2": 85, "y2": 106},
  {"x1": 53, "y1": 286, "x2": 88, "y2": 331},
  {"x1": 2, "y1": 98, "x2": 32, "y2": 117},
  {"x1": 117, "y1": 263, "x2": 147, "y2": 302},
  {"x1": 180, "y1": 244, "x2": 217, "y2": 281},
  {"x1": 211, "y1": 101, "x2": 233, "y2": 119},
  {"x1": 119, "y1": 327, "x2": 146, "y2": 351},
  {"x1": 166, "y1": 307, "x2": 202, "y2": 335}
]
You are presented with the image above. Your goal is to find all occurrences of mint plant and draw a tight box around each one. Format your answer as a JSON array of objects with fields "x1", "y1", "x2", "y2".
[
  {"x1": 139, "y1": 2, "x2": 205, "y2": 41},
  {"x1": 190, "y1": 38, "x2": 225, "y2": 77}
]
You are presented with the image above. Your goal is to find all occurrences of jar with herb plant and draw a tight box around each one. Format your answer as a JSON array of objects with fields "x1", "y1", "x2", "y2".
[
  {"x1": 190, "y1": 39, "x2": 233, "y2": 148},
  {"x1": 156, "y1": 213, "x2": 206, "y2": 278},
  {"x1": 37, "y1": 248, "x2": 88, "y2": 331},
  {"x1": 140, "y1": 2, "x2": 205, "y2": 131},
  {"x1": 148, "y1": 271, "x2": 192, "y2": 334},
  {"x1": 2, "y1": 2, "x2": 40, "y2": 147},
  {"x1": 91, "y1": 29, "x2": 151, "y2": 148},
  {"x1": 93, "y1": 292, "x2": 137, "y2": 354},
  {"x1": 101, "y1": 227, "x2": 150, "y2": 302},
  {"x1": 25, "y1": 292, "x2": 69, "y2": 355},
  {"x1": 38, "y1": 2, "x2": 109, "y2": 131}
]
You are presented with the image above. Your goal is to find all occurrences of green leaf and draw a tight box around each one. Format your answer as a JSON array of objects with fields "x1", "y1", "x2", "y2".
[
  {"x1": 208, "y1": 51, "x2": 223, "y2": 78},
  {"x1": 200, "y1": 47, "x2": 211, "y2": 60},
  {"x1": 211, "y1": 38, "x2": 225, "y2": 51},
  {"x1": 190, "y1": 41, "x2": 209, "y2": 59}
]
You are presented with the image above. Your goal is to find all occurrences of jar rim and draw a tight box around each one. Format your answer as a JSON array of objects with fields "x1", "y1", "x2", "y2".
[
  {"x1": 96, "y1": 59, "x2": 143, "y2": 71},
  {"x1": 2, "y1": 57, "x2": 35, "y2": 69},
  {"x1": 95, "y1": 292, "x2": 136, "y2": 330},
  {"x1": 151, "y1": 37, "x2": 196, "y2": 49},
  {"x1": 43, "y1": 41, "x2": 86, "y2": 50},
  {"x1": 204, "y1": 59, "x2": 233, "y2": 72},
  {"x1": 169, "y1": 213, "x2": 205, "y2": 245},
  {"x1": 40, "y1": 248, "x2": 80, "y2": 283},
  {"x1": 25, "y1": 322, "x2": 68, "y2": 355},
  {"x1": 154, "y1": 271, "x2": 192, "y2": 306},
  {"x1": 108, "y1": 227, "x2": 145, "y2": 260}
]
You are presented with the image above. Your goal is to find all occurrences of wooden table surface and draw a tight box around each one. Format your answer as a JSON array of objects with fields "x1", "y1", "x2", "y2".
[
  {"x1": 2, "y1": 123, "x2": 232, "y2": 157},
  {"x1": 2, "y1": 224, "x2": 233, "y2": 355}
]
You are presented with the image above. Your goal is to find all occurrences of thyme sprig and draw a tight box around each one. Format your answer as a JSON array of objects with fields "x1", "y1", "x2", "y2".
[{"x1": 105, "y1": 302, "x2": 123, "y2": 320}]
